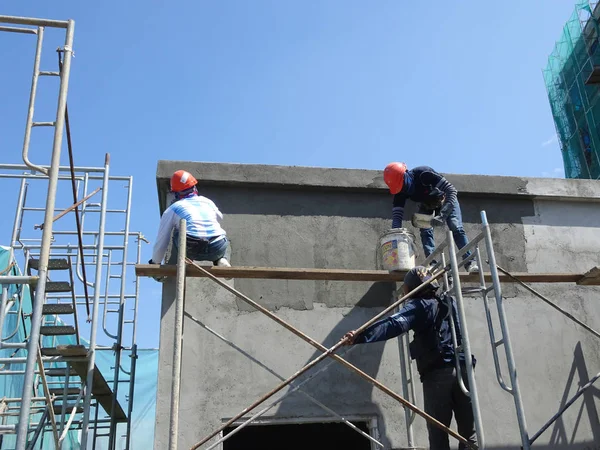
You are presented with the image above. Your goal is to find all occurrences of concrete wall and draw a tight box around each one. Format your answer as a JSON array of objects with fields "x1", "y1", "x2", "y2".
[{"x1": 154, "y1": 162, "x2": 600, "y2": 450}]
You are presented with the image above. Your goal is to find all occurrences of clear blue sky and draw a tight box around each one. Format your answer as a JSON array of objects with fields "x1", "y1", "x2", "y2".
[{"x1": 0, "y1": 1, "x2": 575, "y2": 347}]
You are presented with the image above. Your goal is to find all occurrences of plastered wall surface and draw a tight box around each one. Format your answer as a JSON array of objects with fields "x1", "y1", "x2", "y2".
[{"x1": 154, "y1": 163, "x2": 600, "y2": 450}]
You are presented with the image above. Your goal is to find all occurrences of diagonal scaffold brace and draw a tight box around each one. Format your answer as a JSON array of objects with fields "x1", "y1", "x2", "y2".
[{"x1": 186, "y1": 258, "x2": 477, "y2": 450}]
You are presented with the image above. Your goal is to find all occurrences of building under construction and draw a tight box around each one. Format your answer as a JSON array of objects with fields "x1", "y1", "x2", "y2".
[
  {"x1": 545, "y1": 0, "x2": 600, "y2": 179},
  {"x1": 2, "y1": 10, "x2": 600, "y2": 450},
  {"x1": 143, "y1": 161, "x2": 600, "y2": 450}
]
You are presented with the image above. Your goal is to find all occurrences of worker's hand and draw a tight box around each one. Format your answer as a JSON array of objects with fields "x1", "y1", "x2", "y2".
[
  {"x1": 342, "y1": 330, "x2": 358, "y2": 346},
  {"x1": 431, "y1": 216, "x2": 445, "y2": 227}
]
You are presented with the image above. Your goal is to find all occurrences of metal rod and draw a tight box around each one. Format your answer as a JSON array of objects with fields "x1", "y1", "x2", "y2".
[
  {"x1": 186, "y1": 312, "x2": 384, "y2": 448},
  {"x1": 21, "y1": 26, "x2": 49, "y2": 176},
  {"x1": 102, "y1": 251, "x2": 116, "y2": 339},
  {"x1": 36, "y1": 349, "x2": 59, "y2": 447},
  {"x1": 441, "y1": 252, "x2": 469, "y2": 396},
  {"x1": 168, "y1": 219, "x2": 187, "y2": 450},
  {"x1": 475, "y1": 248, "x2": 511, "y2": 393},
  {"x1": 58, "y1": 387, "x2": 85, "y2": 448},
  {"x1": 187, "y1": 259, "x2": 474, "y2": 450},
  {"x1": 14, "y1": 19, "x2": 75, "y2": 450},
  {"x1": 125, "y1": 344, "x2": 138, "y2": 450},
  {"x1": 495, "y1": 265, "x2": 600, "y2": 340},
  {"x1": 529, "y1": 369, "x2": 600, "y2": 444},
  {"x1": 35, "y1": 187, "x2": 101, "y2": 230},
  {"x1": 25, "y1": 409, "x2": 48, "y2": 450},
  {"x1": 396, "y1": 311, "x2": 415, "y2": 446},
  {"x1": 0, "y1": 15, "x2": 69, "y2": 28},
  {"x1": 0, "y1": 287, "x2": 9, "y2": 345},
  {"x1": 59, "y1": 366, "x2": 71, "y2": 436},
  {"x1": 447, "y1": 229, "x2": 485, "y2": 448},
  {"x1": 481, "y1": 211, "x2": 530, "y2": 450},
  {"x1": 205, "y1": 347, "x2": 365, "y2": 450},
  {"x1": 67, "y1": 259, "x2": 81, "y2": 345},
  {"x1": 0, "y1": 276, "x2": 38, "y2": 285},
  {"x1": 0, "y1": 25, "x2": 36, "y2": 34},
  {"x1": 80, "y1": 153, "x2": 110, "y2": 449},
  {"x1": 108, "y1": 176, "x2": 133, "y2": 450},
  {"x1": 0, "y1": 356, "x2": 62, "y2": 364}
]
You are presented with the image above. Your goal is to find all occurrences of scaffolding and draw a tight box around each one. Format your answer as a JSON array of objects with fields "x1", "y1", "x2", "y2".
[
  {"x1": 0, "y1": 14, "x2": 146, "y2": 449},
  {"x1": 544, "y1": 0, "x2": 600, "y2": 179},
  {"x1": 137, "y1": 212, "x2": 600, "y2": 449}
]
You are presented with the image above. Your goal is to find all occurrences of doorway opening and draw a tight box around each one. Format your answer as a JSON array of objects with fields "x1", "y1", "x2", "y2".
[{"x1": 222, "y1": 420, "x2": 373, "y2": 450}]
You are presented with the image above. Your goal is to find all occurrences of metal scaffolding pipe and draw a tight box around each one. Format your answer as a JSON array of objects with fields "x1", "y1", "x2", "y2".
[
  {"x1": 0, "y1": 15, "x2": 69, "y2": 28},
  {"x1": 168, "y1": 219, "x2": 187, "y2": 450},
  {"x1": 0, "y1": 276, "x2": 38, "y2": 285},
  {"x1": 14, "y1": 19, "x2": 75, "y2": 450},
  {"x1": 80, "y1": 154, "x2": 110, "y2": 449}
]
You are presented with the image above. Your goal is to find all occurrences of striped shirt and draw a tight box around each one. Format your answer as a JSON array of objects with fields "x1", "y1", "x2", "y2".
[{"x1": 151, "y1": 195, "x2": 226, "y2": 263}]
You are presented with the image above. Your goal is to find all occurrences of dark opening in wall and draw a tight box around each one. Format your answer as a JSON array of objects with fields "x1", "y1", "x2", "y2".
[{"x1": 222, "y1": 421, "x2": 372, "y2": 450}]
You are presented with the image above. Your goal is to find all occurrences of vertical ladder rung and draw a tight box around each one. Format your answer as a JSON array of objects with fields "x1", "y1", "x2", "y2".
[
  {"x1": 31, "y1": 122, "x2": 56, "y2": 127},
  {"x1": 485, "y1": 286, "x2": 495, "y2": 294},
  {"x1": 494, "y1": 338, "x2": 504, "y2": 347},
  {"x1": 39, "y1": 71, "x2": 60, "y2": 76}
]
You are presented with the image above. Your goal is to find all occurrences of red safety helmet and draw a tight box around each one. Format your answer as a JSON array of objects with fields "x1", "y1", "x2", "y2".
[
  {"x1": 383, "y1": 162, "x2": 407, "y2": 194},
  {"x1": 170, "y1": 170, "x2": 198, "y2": 193}
]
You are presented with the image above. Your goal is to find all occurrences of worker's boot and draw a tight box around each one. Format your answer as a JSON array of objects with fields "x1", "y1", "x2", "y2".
[
  {"x1": 465, "y1": 261, "x2": 479, "y2": 273},
  {"x1": 215, "y1": 257, "x2": 231, "y2": 267}
]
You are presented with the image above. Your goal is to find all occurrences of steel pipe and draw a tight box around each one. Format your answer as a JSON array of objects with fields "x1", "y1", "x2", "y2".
[
  {"x1": 14, "y1": 19, "x2": 75, "y2": 450},
  {"x1": 168, "y1": 219, "x2": 187, "y2": 450}
]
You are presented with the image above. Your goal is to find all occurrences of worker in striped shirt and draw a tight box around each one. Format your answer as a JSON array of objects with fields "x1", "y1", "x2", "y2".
[
  {"x1": 149, "y1": 170, "x2": 230, "y2": 275},
  {"x1": 383, "y1": 163, "x2": 478, "y2": 273}
]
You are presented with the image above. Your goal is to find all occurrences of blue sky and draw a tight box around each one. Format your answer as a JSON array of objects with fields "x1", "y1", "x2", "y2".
[{"x1": 0, "y1": 1, "x2": 575, "y2": 347}]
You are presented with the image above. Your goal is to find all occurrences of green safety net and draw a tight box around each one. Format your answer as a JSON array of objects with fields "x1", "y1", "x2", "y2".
[
  {"x1": 0, "y1": 247, "x2": 158, "y2": 449},
  {"x1": 543, "y1": 0, "x2": 600, "y2": 179}
]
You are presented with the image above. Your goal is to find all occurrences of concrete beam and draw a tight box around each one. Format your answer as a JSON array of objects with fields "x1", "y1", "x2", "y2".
[{"x1": 156, "y1": 161, "x2": 600, "y2": 214}]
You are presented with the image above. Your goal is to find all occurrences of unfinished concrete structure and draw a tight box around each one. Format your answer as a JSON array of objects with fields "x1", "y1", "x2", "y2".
[{"x1": 152, "y1": 161, "x2": 600, "y2": 450}]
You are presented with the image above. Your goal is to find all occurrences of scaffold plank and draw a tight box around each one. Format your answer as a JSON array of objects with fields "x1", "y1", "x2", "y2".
[{"x1": 135, "y1": 264, "x2": 598, "y2": 284}]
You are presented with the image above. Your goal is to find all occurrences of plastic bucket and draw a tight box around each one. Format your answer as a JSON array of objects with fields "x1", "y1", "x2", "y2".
[{"x1": 379, "y1": 229, "x2": 416, "y2": 271}]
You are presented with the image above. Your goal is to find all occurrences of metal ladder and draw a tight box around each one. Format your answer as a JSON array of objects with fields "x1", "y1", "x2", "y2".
[{"x1": 395, "y1": 210, "x2": 531, "y2": 449}]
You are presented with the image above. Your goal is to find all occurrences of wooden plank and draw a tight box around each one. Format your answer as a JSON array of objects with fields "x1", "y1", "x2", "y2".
[{"x1": 135, "y1": 264, "x2": 593, "y2": 285}]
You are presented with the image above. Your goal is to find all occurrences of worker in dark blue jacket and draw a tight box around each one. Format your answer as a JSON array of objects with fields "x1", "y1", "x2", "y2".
[
  {"x1": 383, "y1": 162, "x2": 478, "y2": 273},
  {"x1": 343, "y1": 266, "x2": 477, "y2": 450}
]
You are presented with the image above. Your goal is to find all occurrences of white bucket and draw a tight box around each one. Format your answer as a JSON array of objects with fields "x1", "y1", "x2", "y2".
[{"x1": 379, "y1": 229, "x2": 416, "y2": 271}]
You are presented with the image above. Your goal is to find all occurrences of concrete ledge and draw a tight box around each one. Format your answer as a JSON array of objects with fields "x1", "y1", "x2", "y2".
[{"x1": 157, "y1": 160, "x2": 600, "y2": 205}]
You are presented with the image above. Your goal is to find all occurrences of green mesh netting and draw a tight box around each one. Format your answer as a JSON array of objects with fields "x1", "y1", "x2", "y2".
[
  {"x1": 544, "y1": 0, "x2": 600, "y2": 179},
  {"x1": 0, "y1": 247, "x2": 157, "y2": 449}
]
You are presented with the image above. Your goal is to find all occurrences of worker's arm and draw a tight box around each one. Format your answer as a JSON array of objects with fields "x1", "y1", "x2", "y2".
[
  {"x1": 150, "y1": 207, "x2": 177, "y2": 264},
  {"x1": 347, "y1": 301, "x2": 421, "y2": 344},
  {"x1": 391, "y1": 194, "x2": 408, "y2": 228}
]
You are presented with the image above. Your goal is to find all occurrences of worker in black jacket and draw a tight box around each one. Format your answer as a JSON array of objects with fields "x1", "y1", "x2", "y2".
[
  {"x1": 383, "y1": 162, "x2": 478, "y2": 273},
  {"x1": 343, "y1": 266, "x2": 477, "y2": 450}
]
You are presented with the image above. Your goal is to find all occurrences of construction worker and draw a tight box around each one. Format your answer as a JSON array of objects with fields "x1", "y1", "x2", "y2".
[
  {"x1": 383, "y1": 162, "x2": 478, "y2": 273},
  {"x1": 149, "y1": 170, "x2": 230, "y2": 274},
  {"x1": 343, "y1": 266, "x2": 477, "y2": 450}
]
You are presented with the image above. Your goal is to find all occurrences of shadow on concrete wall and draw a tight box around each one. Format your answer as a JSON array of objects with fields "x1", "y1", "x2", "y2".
[
  {"x1": 198, "y1": 185, "x2": 535, "y2": 226},
  {"x1": 272, "y1": 281, "x2": 402, "y2": 449},
  {"x1": 545, "y1": 342, "x2": 600, "y2": 446}
]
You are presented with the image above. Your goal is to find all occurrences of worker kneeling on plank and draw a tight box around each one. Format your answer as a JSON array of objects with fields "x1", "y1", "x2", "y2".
[
  {"x1": 344, "y1": 266, "x2": 477, "y2": 450},
  {"x1": 384, "y1": 162, "x2": 478, "y2": 273},
  {"x1": 149, "y1": 170, "x2": 230, "y2": 279}
]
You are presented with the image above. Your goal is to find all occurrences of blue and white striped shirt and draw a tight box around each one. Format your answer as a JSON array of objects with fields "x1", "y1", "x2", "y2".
[{"x1": 151, "y1": 195, "x2": 226, "y2": 263}]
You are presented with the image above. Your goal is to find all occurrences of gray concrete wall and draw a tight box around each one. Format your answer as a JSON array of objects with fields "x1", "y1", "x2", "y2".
[{"x1": 154, "y1": 162, "x2": 600, "y2": 450}]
